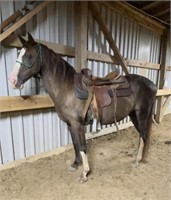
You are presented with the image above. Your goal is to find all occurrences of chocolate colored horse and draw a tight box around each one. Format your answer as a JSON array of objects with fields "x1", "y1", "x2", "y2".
[{"x1": 10, "y1": 33, "x2": 157, "y2": 183}]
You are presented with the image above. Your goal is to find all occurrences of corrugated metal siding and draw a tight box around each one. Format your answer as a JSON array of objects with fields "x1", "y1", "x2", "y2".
[
  {"x1": 165, "y1": 35, "x2": 171, "y2": 113},
  {"x1": 0, "y1": 1, "x2": 73, "y2": 164},
  {"x1": 0, "y1": 1, "x2": 170, "y2": 164}
]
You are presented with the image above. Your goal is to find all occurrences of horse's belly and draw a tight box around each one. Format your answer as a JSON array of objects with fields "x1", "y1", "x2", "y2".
[{"x1": 100, "y1": 97, "x2": 134, "y2": 125}]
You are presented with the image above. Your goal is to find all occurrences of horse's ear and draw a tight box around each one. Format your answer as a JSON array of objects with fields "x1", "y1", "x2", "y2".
[
  {"x1": 27, "y1": 32, "x2": 36, "y2": 45},
  {"x1": 18, "y1": 34, "x2": 26, "y2": 46}
]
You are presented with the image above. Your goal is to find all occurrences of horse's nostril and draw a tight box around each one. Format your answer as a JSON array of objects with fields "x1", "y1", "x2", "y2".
[{"x1": 9, "y1": 78, "x2": 16, "y2": 88}]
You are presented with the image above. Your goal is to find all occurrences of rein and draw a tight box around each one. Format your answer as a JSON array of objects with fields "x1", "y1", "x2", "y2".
[{"x1": 16, "y1": 43, "x2": 42, "y2": 68}]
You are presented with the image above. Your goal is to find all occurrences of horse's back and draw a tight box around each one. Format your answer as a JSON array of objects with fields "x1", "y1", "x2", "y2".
[
  {"x1": 125, "y1": 74, "x2": 157, "y2": 102},
  {"x1": 125, "y1": 74, "x2": 157, "y2": 118}
]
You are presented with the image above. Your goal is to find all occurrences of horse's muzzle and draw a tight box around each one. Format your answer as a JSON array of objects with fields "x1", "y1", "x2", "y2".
[{"x1": 10, "y1": 79, "x2": 24, "y2": 89}]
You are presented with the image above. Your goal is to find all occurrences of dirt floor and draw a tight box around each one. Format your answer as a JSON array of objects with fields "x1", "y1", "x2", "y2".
[{"x1": 0, "y1": 114, "x2": 171, "y2": 200}]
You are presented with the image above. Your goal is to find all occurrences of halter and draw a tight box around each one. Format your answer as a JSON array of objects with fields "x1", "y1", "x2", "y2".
[{"x1": 16, "y1": 43, "x2": 42, "y2": 68}]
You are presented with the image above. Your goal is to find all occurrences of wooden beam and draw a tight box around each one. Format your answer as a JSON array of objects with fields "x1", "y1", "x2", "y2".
[
  {"x1": 0, "y1": 10, "x2": 23, "y2": 33},
  {"x1": 1, "y1": 89, "x2": 171, "y2": 113},
  {"x1": 39, "y1": 40, "x2": 75, "y2": 57},
  {"x1": 74, "y1": 1, "x2": 88, "y2": 71},
  {"x1": 141, "y1": 2, "x2": 161, "y2": 11},
  {"x1": 89, "y1": 1, "x2": 129, "y2": 75},
  {"x1": 0, "y1": 1, "x2": 51, "y2": 42},
  {"x1": 102, "y1": 2, "x2": 166, "y2": 34},
  {"x1": 0, "y1": 95, "x2": 54, "y2": 113},
  {"x1": 87, "y1": 51, "x2": 118, "y2": 64},
  {"x1": 2, "y1": 34, "x2": 162, "y2": 70},
  {"x1": 162, "y1": 96, "x2": 171, "y2": 115},
  {"x1": 2, "y1": 34, "x2": 75, "y2": 57},
  {"x1": 156, "y1": 30, "x2": 169, "y2": 123},
  {"x1": 156, "y1": 89, "x2": 171, "y2": 97},
  {"x1": 166, "y1": 66, "x2": 171, "y2": 71},
  {"x1": 125, "y1": 59, "x2": 160, "y2": 70}
]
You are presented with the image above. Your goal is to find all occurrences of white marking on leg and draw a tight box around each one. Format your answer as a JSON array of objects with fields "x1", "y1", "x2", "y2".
[
  {"x1": 79, "y1": 151, "x2": 90, "y2": 182},
  {"x1": 133, "y1": 137, "x2": 144, "y2": 167},
  {"x1": 9, "y1": 48, "x2": 26, "y2": 88}
]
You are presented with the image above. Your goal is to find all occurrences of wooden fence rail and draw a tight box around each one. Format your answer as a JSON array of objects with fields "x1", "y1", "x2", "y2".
[{"x1": 0, "y1": 89, "x2": 171, "y2": 113}]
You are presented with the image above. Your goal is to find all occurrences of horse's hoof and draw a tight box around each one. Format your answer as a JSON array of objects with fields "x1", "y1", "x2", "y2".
[
  {"x1": 132, "y1": 161, "x2": 139, "y2": 168},
  {"x1": 68, "y1": 165, "x2": 77, "y2": 172},
  {"x1": 68, "y1": 161, "x2": 81, "y2": 172},
  {"x1": 77, "y1": 175, "x2": 88, "y2": 184}
]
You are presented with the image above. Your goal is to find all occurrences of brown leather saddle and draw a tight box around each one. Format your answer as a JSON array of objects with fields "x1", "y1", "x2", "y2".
[{"x1": 74, "y1": 68, "x2": 131, "y2": 122}]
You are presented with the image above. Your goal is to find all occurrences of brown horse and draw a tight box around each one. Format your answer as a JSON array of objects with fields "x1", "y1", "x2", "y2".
[{"x1": 9, "y1": 33, "x2": 157, "y2": 183}]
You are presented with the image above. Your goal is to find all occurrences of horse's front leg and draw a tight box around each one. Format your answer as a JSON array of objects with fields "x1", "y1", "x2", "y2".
[
  {"x1": 78, "y1": 150, "x2": 90, "y2": 183},
  {"x1": 68, "y1": 124, "x2": 90, "y2": 183}
]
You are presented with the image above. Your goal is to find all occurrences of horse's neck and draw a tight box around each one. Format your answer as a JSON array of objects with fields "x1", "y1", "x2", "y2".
[{"x1": 40, "y1": 45, "x2": 75, "y2": 100}]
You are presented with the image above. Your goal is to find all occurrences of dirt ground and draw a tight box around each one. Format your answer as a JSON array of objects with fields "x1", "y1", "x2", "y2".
[{"x1": 0, "y1": 114, "x2": 171, "y2": 200}]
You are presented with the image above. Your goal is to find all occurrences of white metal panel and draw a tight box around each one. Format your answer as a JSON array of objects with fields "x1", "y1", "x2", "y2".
[
  {"x1": 10, "y1": 113, "x2": 25, "y2": 160},
  {"x1": 0, "y1": 114, "x2": 14, "y2": 163}
]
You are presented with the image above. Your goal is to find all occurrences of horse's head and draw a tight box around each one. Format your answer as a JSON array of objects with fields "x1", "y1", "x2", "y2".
[{"x1": 10, "y1": 33, "x2": 42, "y2": 89}]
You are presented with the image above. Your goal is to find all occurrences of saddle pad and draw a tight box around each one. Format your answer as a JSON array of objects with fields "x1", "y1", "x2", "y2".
[
  {"x1": 108, "y1": 87, "x2": 132, "y2": 97},
  {"x1": 74, "y1": 73, "x2": 89, "y2": 100}
]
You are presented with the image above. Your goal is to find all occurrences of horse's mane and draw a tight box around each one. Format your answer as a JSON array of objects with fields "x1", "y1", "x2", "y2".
[{"x1": 41, "y1": 44, "x2": 76, "y2": 84}]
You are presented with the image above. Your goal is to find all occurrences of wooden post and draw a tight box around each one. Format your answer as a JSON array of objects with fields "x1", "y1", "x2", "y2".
[
  {"x1": 89, "y1": 1, "x2": 129, "y2": 75},
  {"x1": 74, "y1": 1, "x2": 88, "y2": 72},
  {"x1": 155, "y1": 29, "x2": 169, "y2": 123}
]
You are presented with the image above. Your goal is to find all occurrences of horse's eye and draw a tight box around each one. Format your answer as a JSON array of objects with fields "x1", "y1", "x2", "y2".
[{"x1": 26, "y1": 54, "x2": 32, "y2": 59}]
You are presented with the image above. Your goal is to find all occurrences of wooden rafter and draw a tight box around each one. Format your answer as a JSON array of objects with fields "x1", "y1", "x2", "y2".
[
  {"x1": 0, "y1": 1, "x2": 51, "y2": 42},
  {"x1": 102, "y1": 2, "x2": 166, "y2": 34},
  {"x1": 89, "y1": 1, "x2": 129, "y2": 75}
]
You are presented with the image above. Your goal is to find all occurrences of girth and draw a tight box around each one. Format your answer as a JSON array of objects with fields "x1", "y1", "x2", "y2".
[{"x1": 74, "y1": 68, "x2": 131, "y2": 127}]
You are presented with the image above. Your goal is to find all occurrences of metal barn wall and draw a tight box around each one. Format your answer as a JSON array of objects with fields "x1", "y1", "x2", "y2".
[
  {"x1": 165, "y1": 35, "x2": 171, "y2": 114},
  {"x1": 0, "y1": 1, "x2": 169, "y2": 164},
  {"x1": 0, "y1": 1, "x2": 74, "y2": 164}
]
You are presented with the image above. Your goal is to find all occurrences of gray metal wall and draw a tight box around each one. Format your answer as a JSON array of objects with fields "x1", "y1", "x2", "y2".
[{"x1": 0, "y1": 1, "x2": 170, "y2": 164}]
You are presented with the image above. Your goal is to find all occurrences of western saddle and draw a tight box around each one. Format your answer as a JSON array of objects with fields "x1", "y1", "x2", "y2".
[{"x1": 74, "y1": 68, "x2": 131, "y2": 128}]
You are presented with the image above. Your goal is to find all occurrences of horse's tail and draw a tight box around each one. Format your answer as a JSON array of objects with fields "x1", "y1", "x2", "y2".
[{"x1": 142, "y1": 98, "x2": 156, "y2": 162}]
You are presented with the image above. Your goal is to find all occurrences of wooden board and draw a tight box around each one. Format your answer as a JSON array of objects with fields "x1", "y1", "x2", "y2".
[
  {"x1": 162, "y1": 96, "x2": 171, "y2": 115},
  {"x1": 0, "y1": 95, "x2": 54, "y2": 113},
  {"x1": 1, "y1": 89, "x2": 171, "y2": 113},
  {"x1": 0, "y1": 1, "x2": 51, "y2": 42},
  {"x1": 156, "y1": 89, "x2": 171, "y2": 96},
  {"x1": 2, "y1": 34, "x2": 161, "y2": 70},
  {"x1": 125, "y1": 59, "x2": 160, "y2": 70}
]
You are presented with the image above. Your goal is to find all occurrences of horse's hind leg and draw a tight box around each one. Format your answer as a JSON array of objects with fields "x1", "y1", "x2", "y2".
[
  {"x1": 130, "y1": 104, "x2": 153, "y2": 166},
  {"x1": 68, "y1": 125, "x2": 82, "y2": 171}
]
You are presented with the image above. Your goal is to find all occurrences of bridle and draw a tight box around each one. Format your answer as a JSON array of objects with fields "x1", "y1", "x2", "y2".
[{"x1": 16, "y1": 43, "x2": 42, "y2": 68}]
